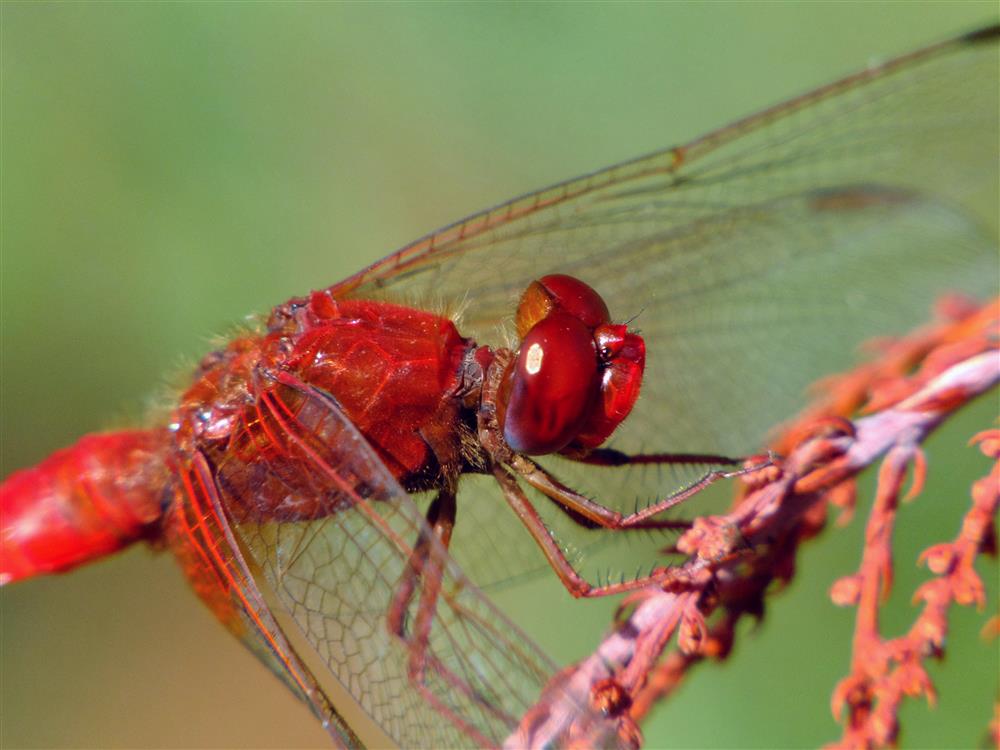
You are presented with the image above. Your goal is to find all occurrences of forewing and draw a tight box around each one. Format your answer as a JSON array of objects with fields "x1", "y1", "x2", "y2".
[
  {"x1": 323, "y1": 28, "x2": 998, "y2": 590},
  {"x1": 211, "y1": 371, "x2": 580, "y2": 748},
  {"x1": 334, "y1": 28, "x2": 998, "y2": 515},
  {"x1": 168, "y1": 455, "x2": 362, "y2": 748}
]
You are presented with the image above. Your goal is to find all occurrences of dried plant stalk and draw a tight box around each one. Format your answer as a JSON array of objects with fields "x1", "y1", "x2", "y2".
[{"x1": 507, "y1": 298, "x2": 999, "y2": 750}]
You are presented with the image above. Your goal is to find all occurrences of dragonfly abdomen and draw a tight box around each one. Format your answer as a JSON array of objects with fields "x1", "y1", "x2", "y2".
[{"x1": 0, "y1": 430, "x2": 170, "y2": 584}]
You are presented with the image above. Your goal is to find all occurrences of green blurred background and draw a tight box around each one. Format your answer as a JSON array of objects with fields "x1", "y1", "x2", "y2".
[{"x1": 2, "y1": 3, "x2": 997, "y2": 748}]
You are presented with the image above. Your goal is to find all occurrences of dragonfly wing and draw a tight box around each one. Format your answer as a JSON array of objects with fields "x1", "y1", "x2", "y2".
[
  {"x1": 169, "y1": 454, "x2": 363, "y2": 748},
  {"x1": 208, "y1": 370, "x2": 587, "y2": 748},
  {"x1": 334, "y1": 27, "x2": 997, "y2": 480},
  {"x1": 328, "y1": 28, "x2": 999, "y2": 589}
]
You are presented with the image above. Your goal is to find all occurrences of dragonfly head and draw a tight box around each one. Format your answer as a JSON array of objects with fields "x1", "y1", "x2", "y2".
[{"x1": 497, "y1": 275, "x2": 645, "y2": 456}]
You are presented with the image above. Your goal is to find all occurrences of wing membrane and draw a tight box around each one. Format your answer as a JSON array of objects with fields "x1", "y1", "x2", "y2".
[
  {"x1": 336, "y1": 28, "x2": 997, "y2": 459},
  {"x1": 327, "y1": 28, "x2": 1000, "y2": 591},
  {"x1": 187, "y1": 28, "x2": 999, "y2": 742},
  {"x1": 211, "y1": 371, "x2": 573, "y2": 747}
]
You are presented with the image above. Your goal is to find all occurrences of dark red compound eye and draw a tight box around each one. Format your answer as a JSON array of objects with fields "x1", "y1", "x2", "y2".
[
  {"x1": 514, "y1": 274, "x2": 610, "y2": 339},
  {"x1": 535, "y1": 274, "x2": 610, "y2": 329},
  {"x1": 501, "y1": 312, "x2": 600, "y2": 455}
]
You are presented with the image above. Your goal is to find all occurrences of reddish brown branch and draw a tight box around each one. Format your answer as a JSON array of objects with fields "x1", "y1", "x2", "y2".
[
  {"x1": 828, "y1": 429, "x2": 999, "y2": 749},
  {"x1": 506, "y1": 298, "x2": 999, "y2": 750}
]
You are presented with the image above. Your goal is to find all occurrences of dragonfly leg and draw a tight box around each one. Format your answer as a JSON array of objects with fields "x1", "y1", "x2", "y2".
[
  {"x1": 493, "y1": 465, "x2": 676, "y2": 598},
  {"x1": 565, "y1": 448, "x2": 745, "y2": 468},
  {"x1": 385, "y1": 489, "x2": 516, "y2": 743},
  {"x1": 386, "y1": 487, "x2": 456, "y2": 650},
  {"x1": 509, "y1": 452, "x2": 771, "y2": 530}
]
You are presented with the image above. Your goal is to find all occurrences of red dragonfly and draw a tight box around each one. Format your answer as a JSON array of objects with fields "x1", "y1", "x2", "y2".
[{"x1": 2, "y1": 25, "x2": 997, "y2": 749}]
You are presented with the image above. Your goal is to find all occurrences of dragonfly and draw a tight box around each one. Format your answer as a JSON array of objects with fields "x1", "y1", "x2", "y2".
[{"x1": 2, "y1": 24, "x2": 997, "y2": 750}]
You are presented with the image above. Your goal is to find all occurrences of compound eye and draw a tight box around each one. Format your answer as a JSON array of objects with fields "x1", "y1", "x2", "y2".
[
  {"x1": 515, "y1": 274, "x2": 611, "y2": 338},
  {"x1": 501, "y1": 312, "x2": 600, "y2": 455},
  {"x1": 536, "y1": 275, "x2": 610, "y2": 328}
]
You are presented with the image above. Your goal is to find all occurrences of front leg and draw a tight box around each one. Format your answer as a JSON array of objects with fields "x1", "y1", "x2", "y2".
[{"x1": 511, "y1": 451, "x2": 772, "y2": 530}]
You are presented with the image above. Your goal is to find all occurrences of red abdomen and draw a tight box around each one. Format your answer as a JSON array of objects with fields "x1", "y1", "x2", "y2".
[{"x1": 1, "y1": 430, "x2": 169, "y2": 583}]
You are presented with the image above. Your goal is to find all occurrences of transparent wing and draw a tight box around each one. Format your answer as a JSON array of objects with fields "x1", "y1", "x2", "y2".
[
  {"x1": 198, "y1": 30, "x2": 1000, "y2": 735},
  {"x1": 209, "y1": 371, "x2": 586, "y2": 748},
  {"x1": 168, "y1": 455, "x2": 362, "y2": 748},
  {"x1": 330, "y1": 27, "x2": 1000, "y2": 590}
]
